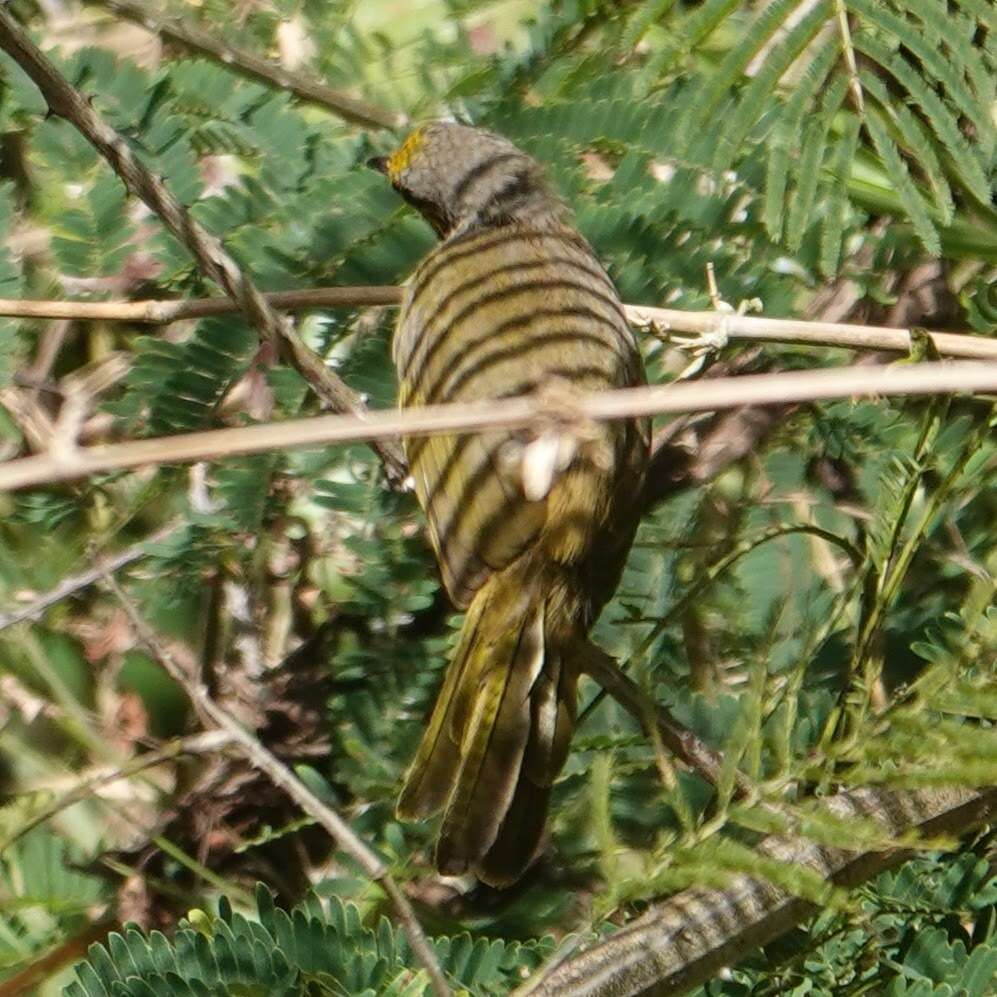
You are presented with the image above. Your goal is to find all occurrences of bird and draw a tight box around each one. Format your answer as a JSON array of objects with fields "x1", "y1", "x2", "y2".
[{"x1": 369, "y1": 122, "x2": 650, "y2": 886}]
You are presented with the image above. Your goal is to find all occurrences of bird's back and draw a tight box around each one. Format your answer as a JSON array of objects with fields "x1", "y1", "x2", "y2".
[{"x1": 394, "y1": 221, "x2": 648, "y2": 612}]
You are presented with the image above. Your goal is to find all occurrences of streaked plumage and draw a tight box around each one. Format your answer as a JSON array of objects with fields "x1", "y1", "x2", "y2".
[{"x1": 370, "y1": 122, "x2": 649, "y2": 885}]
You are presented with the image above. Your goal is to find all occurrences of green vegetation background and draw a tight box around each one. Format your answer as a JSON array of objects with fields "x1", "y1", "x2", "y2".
[{"x1": 0, "y1": 0, "x2": 995, "y2": 993}]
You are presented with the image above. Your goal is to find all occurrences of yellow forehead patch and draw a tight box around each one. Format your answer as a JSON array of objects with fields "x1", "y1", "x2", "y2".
[{"x1": 386, "y1": 127, "x2": 427, "y2": 181}]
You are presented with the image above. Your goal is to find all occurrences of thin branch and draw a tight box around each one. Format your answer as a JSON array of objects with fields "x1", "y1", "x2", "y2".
[
  {"x1": 0, "y1": 390, "x2": 778, "y2": 635},
  {"x1": 1, "y1": 360, "x2": 995, "y2": 492},
  {"x1": 25, "y1": 318, "x2": 71, "y2": 383},
  {"x1": 0, "y1": 730, "x2": 233, "y2": 853},
  {"x1": 627, "y1": 304, "x2": 997, "y2": 360},
  {"x1": 580, "y1": 645, "x2": 753, "y2": 797},
  {"x1": 0, "y1": 287, "x2": 404, "y2": 322},
  {"x1": 516, "y1": 785, "x2": 997, "y2": 996},
  {"x1": 103, "y1": 573, "x2": 451, "y2": 997},
  {"x1": 89, "y1": 0, "x2": 402, "y2": 130},
  {"x1": 2, "y1": 289, "x2": 995, "y2": 361},
  {"x1": 0, "y1": 385, "x2": 55, "y2": 453},
  {"x1": 0, "y1": 920, "x2": 118, "y2": 997},
  {"x1": 832, "y1": 0, "x2": 865, "y2": 115},
  {"x1": 0, "y1": 521, "x2": 182, "y2": 631},
  {"x1": 0, "y1": 8, "x2": 407, "y2": 485}
]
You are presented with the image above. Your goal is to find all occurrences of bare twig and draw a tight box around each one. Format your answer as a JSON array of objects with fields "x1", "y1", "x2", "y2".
[
  {"x1": 516, "y1": 786, "x2": 997, "y2": 996},
  {"x1": 626, "y1": 304, "x2": 997, "y2": 361},
  {"x1": 1, "y1": 360, "x2": 995, "y2": 492},
  {"x1": 0, "y1": 521, "x2": 182, "y2": 631},
  {"x1": 0, "y1": 353, "x2": 130, "y2": 457},
  {"x1": 0, "y1": 8, "x2": 407, "y2": 485},
  {"x1": 0, "y1": 731, "x2": 233, "y2": 853},
  {"x1": 89, "y1": 0, "x2": 402, "y2": 130},
  {"x1": 0, "y1": 385, "x2": 55, "y2": 453},
  {"x1": 0, "y1": 287, "x2": 404, "y2": 323},
  {"x1": 2, "y1": 290, "x2": 994, "y2": 361},
  {"x1": 832, "y1": 0, "x2": 865, "y2": 115},
  {"x1": 50, "y1": 353, "x2": 131, "y2": 457},
  {"x1": 704, "y1": 262, "x2": 723, "y2": 312},
  {"x1": 103, "y1": 573, "x2": 451, "y2": 997},
  {"x1": 25, "y1": 319, "x2": 71, "y2": 383},
  {"x1": 580, "y1": 645, "x2": 752, "y2": 797}
]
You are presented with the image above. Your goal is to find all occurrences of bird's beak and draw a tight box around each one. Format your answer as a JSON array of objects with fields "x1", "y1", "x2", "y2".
[{"x1": 366, "y1": 156, "x2": 389, "y2": 174}]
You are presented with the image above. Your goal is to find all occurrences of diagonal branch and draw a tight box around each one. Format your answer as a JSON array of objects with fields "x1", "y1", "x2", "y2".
[
  {"x1": 643, "y1": 402, "x2": 795, "y2": 510},
  {"x1": 0, "y1": 521, "x2": 182, "y2": 631},
  {"x1": 102, "y1": 571, "x2": 451, "y2": 997},
  {"x1": 580, "y1": 644, "x2": 752, "y2": 797},
  {"x1": 832, "y1": 0, "x2": 865, "y2": 116},
  {"x1": 0, "y1": 7, "x2": 407, "y2": 486},
  {"x1": 0, "y1": 919, "x2": 118, "y2": 997},
  {"x1": 0, "y1": 730, "x2": 233, "y2": 853},
  {"x1": 89, "y1": 0, "x2": 402, "y2": 130},
  {"x1": 516, "y1": 785, "x2": 997, "y2": 996}
]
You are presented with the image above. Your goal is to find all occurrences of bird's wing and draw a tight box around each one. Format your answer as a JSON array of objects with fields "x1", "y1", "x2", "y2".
[{"x1": 394, "y1": 224, "x2": 641, "y2": 608}]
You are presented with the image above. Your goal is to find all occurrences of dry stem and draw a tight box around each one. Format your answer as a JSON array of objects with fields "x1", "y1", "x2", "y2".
[
  {"x1": 89, "y1": 0, "x2": 402, "y2": 129},
  {"x1": 1, "y1": 360, "x2": 995, "y2": 492},
  {"x1": 581, "y1": 645, "x2": 752, "y2": 797},
  {"x1": 627, "y1": 304, "x2": 997, "y2": 360},
  {"x1": 0, "y1": 731, "x2": 233, "y2": 853},
  {"x1": 0, "y1": 521, "x2": 182, "y2": 631},
  {"x1": 2, "y1": 289, "x2": 995, "y2": 361},
  {"x1": 0, "y1": 287, "x2": 404, "y2": 323}
]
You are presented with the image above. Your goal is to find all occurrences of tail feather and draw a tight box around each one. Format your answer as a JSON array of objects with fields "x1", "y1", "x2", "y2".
[
  {"x1": 396, "y1": 596, "x2": 488, "y2": 820},
  {"x1": 522, "y1": 646, "x2": 576, "y2": 785},
  {"x1": 397, "y1": 560, "x2": 580, "y2": 885},
  {"x1": 477, "y1": 776, "x2": 550, "y2": 887},
  {"x1": 477, "y1": 651, "x2": 578, "y2": 887},
  {"x1": 436, "y1": 601, "x2": 544, "y2": 874}
]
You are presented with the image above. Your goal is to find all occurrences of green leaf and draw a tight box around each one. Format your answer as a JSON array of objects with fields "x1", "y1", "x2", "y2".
[{"x1": 864, "y1": 106, "x2": 941, "y2": 256}]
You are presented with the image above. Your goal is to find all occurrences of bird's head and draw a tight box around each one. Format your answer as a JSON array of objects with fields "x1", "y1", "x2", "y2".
[{"x1": 368, "y1": 122, "x2": 562, "y2": 238}]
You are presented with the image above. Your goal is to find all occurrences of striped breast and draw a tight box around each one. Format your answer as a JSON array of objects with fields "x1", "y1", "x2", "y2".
[{"x1": 394, "y1": 223, "x2": 645, "y2": 610}]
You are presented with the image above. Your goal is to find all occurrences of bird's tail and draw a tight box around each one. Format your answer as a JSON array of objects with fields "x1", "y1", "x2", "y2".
[{"x1": 396, "y1": 558, "x2": 579, "y2": 886}]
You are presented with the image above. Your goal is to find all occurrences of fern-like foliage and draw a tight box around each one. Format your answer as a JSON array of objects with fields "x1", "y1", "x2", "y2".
[
  {"x1": 109, "y1": 317, "x2": 257, "y2": 435},
  {"x1": 710, "y1": 847, "x2": 997, "y2": 995},
  {"x1": 639, "y1": 0, "x2": 994, "y2": 262},
  {"x1": 0, "y1": 828, "x2": 104, "y2": 978},
  {"x1": 65, "y1": 884, "x2": 551, "y2": 997},
  {"x1": 460, "y1": 0, "x2": 997, "y2": 275}
]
